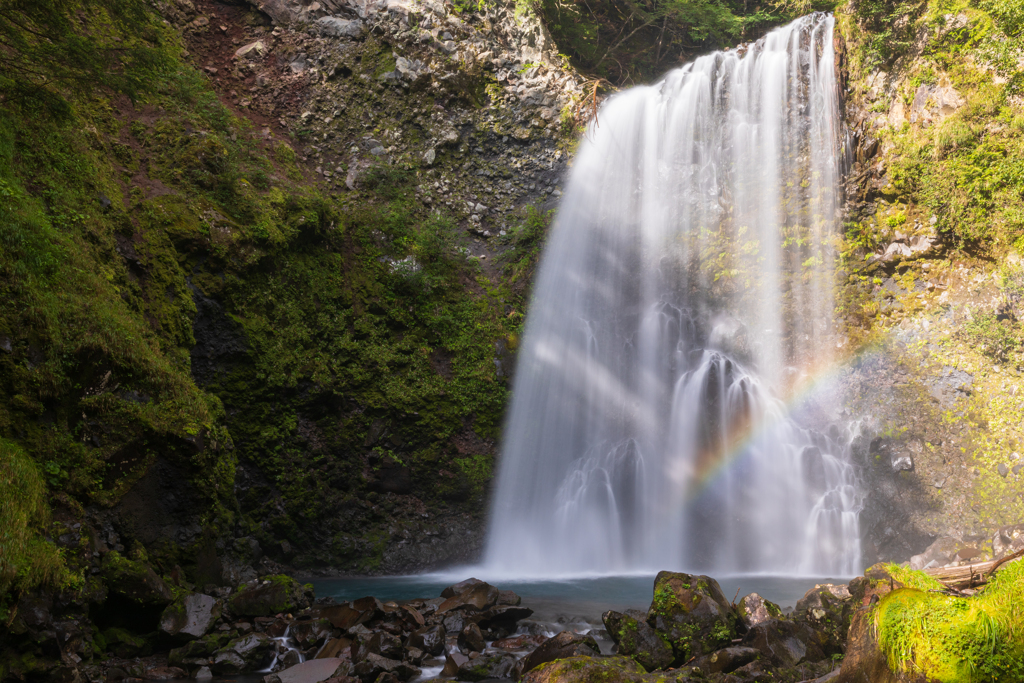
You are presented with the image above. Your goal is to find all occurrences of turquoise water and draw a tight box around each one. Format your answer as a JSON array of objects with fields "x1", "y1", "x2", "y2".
[{"x1": 307, "y1": 574, "x2": 850, "y2": 622}]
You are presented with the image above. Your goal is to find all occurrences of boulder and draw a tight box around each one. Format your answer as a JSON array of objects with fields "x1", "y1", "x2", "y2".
[
  {"x1": 835, "y1": 605, "x2": 897, "y2": 683},
  {"x1": 316, "y1": 17, "x2": 364, "y2": 39},
  {"x1": 690, "y1": 647, "x2": 760, "y2": 675},
  {"x1": 496, "y1": 590, "x2": 521, "y2": 606},
  {"x1": 441, "y1": 652, "x2": 469, "y2": 677},
  {"x1": 351, "y1": 631, "x2": 403, "y2": 662},
  {"x1": 228, "y1": 576, "x2": 313, "y2": 617},
  {"x1": 100, "y1": 552, "x2": 175, "y2": 606},
  {"x1": 737, "y1": 593, "x2": 781, "y2": 630},
  {"x1": 518, "y1": 631, "x2": 600, "y2": 676},
  {"x1": 291, "y1": 617, "x2": 332, "y2": 646},
  {"x1": 521, "y1": 657, "x2": 648, "y2": 683},
  {"x1": 492, "y1": 634, "x2": 546, "y2": 650},
  {"x1": 321, "y1": 597, "x2": 382, "y2": 629},
  {"x1": 275, "y1": 659, "x2": 350, "y2": 683},
  {"x1": 602, "y1": 610, "x2": 673, "y2": 671},
  {"x1": 210, "y1": 633, "x2": 275, "y2": 674},
  {"x1": 315, "y1": 637, "x2": 352, "y2": 659},
  {"x1": 160, "y1": 593, "x2": 221, "y2": 641},
  {"x1": 458, "y1": 623, "x2": 485, "y2": 653},
  {"x1": 993, "y1": 523, "x2": 1024, "y2": 558},
  {"x1": 456, "y1": 653, "x2": 517, "y2": 681},
  {"x1": 352, "y1": 653, "x2": 401, "y2": 683},
  {"x1": 406, "y1": 624, "x2": 446, "y2": 656},
  {"x1": 437, "y1": 583, "x2": 499, "y2": 613},
  {"x1": 441, "y1": 578, "x2": 485, "y2": 598},
  {"x1": 741, "y1": 619, "x2": 826, "y2": 668},
  {"x1": 471, "y1": 605, "x2": 534, "y2": 632},
  {"x1": 909, "y1": 537, "x2": 960, "y2": 570},
  {"x1": 645, "y1": 571, "x2": 734, "y2": 663}
]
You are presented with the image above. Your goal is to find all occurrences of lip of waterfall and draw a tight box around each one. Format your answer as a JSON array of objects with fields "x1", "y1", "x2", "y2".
[{"x1": 485, "y1": 12, "x2": 860, "y2": 579}]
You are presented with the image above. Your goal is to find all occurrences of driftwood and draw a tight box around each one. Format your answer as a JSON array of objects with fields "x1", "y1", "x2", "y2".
[{"x1": 922, "y1": 548, "x2": 1024, "y2": 590}]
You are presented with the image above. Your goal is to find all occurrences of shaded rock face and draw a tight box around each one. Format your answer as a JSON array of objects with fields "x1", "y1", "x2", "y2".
[
  {"x1": 645, "y1": 572, "x2": 733, "y2": 663},
  {"x1": 160, "y1": 593, "x2": 222, "y2": 641},
  {"x1": 228, "y1": 575, "x2": 313, "y2": 616},
  {"x1": 602, "y1": 611, "x2": 673, "y2": 671},
  {"x1": 518, "y1": 631, "x2": 600, "y2": 677}
]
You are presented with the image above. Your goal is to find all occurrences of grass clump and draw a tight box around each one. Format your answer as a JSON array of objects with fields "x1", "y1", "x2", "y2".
[{"x1": 875, "y1": 561, "x2": 1024, "y2": 682}]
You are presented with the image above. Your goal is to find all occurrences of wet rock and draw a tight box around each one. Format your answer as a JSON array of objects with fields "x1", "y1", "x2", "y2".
[
  {"x1": 835, "y1": 604, "x2": 897, "y2": 683},
  {"x1": 520, "y1": 656, "x2": 648, "y2": 683},
  {"x1": 101, "y1": 552, "x2": 175, "y2": 606},
  {"x1": 496, "y1": 590, "x2": 521, "y2": 606},
  {"x1": 741, "y1": 619, "x2": 826, "y2": 668},
  {"x1": 291, "y1": 617, "x2": 332, "y2": 647},
  {"x1": 160, "y1": 592, "x2": 221, "y2": 641},
  {"x1": 796, "y1": 584, "x2": 851, "y2": 614},
  {"x1": 491, "y1": 634, "x2": 546, "y2": 650},
  {"x1": 143, "y1": 668, "x2": 186, "y2": 681},
  {"x1": 437, "y1": 582, "x2": 499, "y2": 613},
  {"x1": 277, "y1": 658, "x2": 351, "y2": 683},
  {"x1": 602, "y1": 610, "x2": 673, "y2": 671},
  {"x1": 471, "y1": 605, "x2": 534, "y2": 631},
  {"x1": 691, "y1": 647, "x2": 760, "y2": 675},
  {"x1": 229, "y1": 576, "x2": 313, "y2": 617},
  {"x1": 645, "y1": 571, "x2": 734, "y2": 663},
  {"x1": 519, "y1": 631, "x2": 600, "y2": 676},
  {"x1": 458, "y1": 623, "x2": 485, "y2": 653},
  {"x1": 352, "y1": 653, "x2": 401, "y2": 683},
  {"x1": 321, "y1": 597, "x2": 383, "y2": 629},
  {"x1": 909, "y1": 536, "x2": 961, "y2": 570},
  {"x1": 316, "y1": 637, "x2": 352, "y2": 659},
  {"x1": 194, "y1": 667, "x2": 213, "y2": 680},
  {"x1": 441, "y1": 652, "x2": 469, "y2": 677},
  {"x1": 210, "y1": 633, "x2": 275, "y2": 674},
  {"x1": 351, "y1": 631, "x2": 403, "y2": 662},
  {"x1": 456, "y1": 653, "x2": 517, "y2": 681},
  {"x1": 737, "y1": 593, "x2": 782, "y2": 630},
  {"x1": 441, "y1": 578, "x2": 485, "y2": 598},
  {"x1": 406, "y1": 624, "x2": 446, "y2": 656}
]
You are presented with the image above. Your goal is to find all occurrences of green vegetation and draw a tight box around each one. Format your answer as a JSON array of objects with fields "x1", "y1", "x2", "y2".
[
  {"x1": 875, "y1": 562, "x2": 1024, "y2": 682},
  {"x1": 528, "y1": 0, "x2": 839, "y2": 84}
]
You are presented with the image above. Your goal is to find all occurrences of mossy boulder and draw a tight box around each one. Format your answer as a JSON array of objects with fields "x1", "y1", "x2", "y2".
[
  {"x1": 736, "y1": 593, "x2": 782, "y2": 630},
  {"x1": 210, "y1": 633, "x2": 275, "y2": 674},
  {"x1": 160, "y1": 592, "x2": 222, "y2": 641},
  {"x1": 521, "y1": 657, "x2": 649, "y2": 683},
  {"x1": 228, "y1": 575, "x2": 313, "y2": 617},
  {"x1": 602, "y1": 611, "x2": 673, "y2": 671},
  {"x1": 455, "y1": 652, "x2": 517, "y2": 681},
  {"x1": 519, "y1": 631, "x2": 600, "y2": 677},
  {"x1": 644, "y1": 571, "x2": 735, "y2": 664},
  {"x1": 100, "y1": 627, "x2": 152, "y2": 658},
  {"x1": 100, "y1": 552, "x2": 175, "y2": 606}
]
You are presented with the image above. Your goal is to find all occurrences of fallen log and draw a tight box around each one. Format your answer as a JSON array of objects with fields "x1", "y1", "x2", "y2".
[{"x1": 922, "y1": 549, "x2": 1024, "y2": 589}]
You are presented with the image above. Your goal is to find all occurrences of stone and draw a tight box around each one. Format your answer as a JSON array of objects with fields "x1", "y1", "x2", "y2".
[
  {"x1": 993, "y1": 523, "x2": 1024, "y2": 557},
  {"x1": 143, "y1": 667, "x2": 186, "y2": 680},
  {"x1": 321, "y1": 597, "x2": 383, "y2": 629},
  {"x1": 491, "y1": 634, "x2": 546, "y2": 650},
  {"x1": 101, "y1": 552, "x2": 175, "y2": 606},
  {"x1": 691, "y1": 647, "x2": 760, "y2": 675},
  {"x1": 316, "y1": 638, "x2": 352, "y2": 660},
  {"x1": 276, "y1": 658, "x2": 350, "y2": 683},
  {"x1": 455, "y1": 653, "x2": 517, "y2": 681},
  {"x1": 234, "y1": 41, "x2": 266, "y2": 59},
  {"x1": 436, "y1": 582, "x2": 499, "y2": 613},
  {"x1": 741, "y1": 619, "x2": 826, "y2": 668},
  {"x1": 645, "y1": 571, "x2": 733, "y2": 663},
  {"x1": 160, "y1": 593, "x2": 221, "y2": 641},
  {"x1": 228, "y1": 576, "x2": 312, "y2": 617},
  {"x1": 835, "y1": 606, "x2": 897, "y2": 683},
  {"x1": 521, "y1": 657, "x2": 648, "y2": 683},
  {"x1": 457, "y1": 623, "x2": 485, "y2": 653},
  {"x1": 210, "y1": 633, "x2": 275, "y2": 674},
  {"x1": 795, "y1": 584, "x2": 851, "y2": 614},
  {"x1": 737, "y1": 593, "x2": 781, "y2": 629},
  {"x1": 442, "y1": 578, "x2": 486, "y2": 598},
  {"x1": 496, "y1": 590, "x2": 521, "y2": 606},
  {"x1": 423, "y1": 149, "x2": 436, "y2": 166},
  {"x1": 351, "y1": 631, "x2": 403, "y2": 662},
  {"x1": 998, "y1": 463, "x2": 1010, "y2": 477},
  {"x1": 909, "y1": 537, "x2": 961, "y2": 570},
  {"x1": 352, "y1": 654, "x2": 400, "y2": 683},
  {"x1": 194, "y1": 667, "x2": 212, "y2": 680},
  {"x1": 890, "y1": 454, "x2": 913, "y2": 471},
  {"x1": 317, "y1": 17, "x2": 364, "y2": 38},
  {"x1": 406, "y1": 624, "x2": 446, "y2": 656},
  {"x1": 518, "y1": 631, "x2": 600, "y2": 676},
  {"x1": 602, "y1": 610, "x2": 673, "y2": 671},
  {"x1": 291, "y1": 617, "x2": 333, "y2": 646},
  {"x1": 441, "y1": 652, "x2": 469, "y2": 677},
  {"x1": 471, "y1": 605, "x2": 533, "y2": 631}
]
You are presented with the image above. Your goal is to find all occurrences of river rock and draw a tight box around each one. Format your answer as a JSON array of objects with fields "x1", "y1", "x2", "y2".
[
  {"x1": 691, "y1": 646, "x2": 761, "y2": 675},
  {"x1": 472, "y1": 605, "x2": 534, "y2": 632},
  {"x1": 645, "y1": 571, "x2": 734, "y2": 663},
  {"x1": 741, "y1": 619, "x2": 826, "y2": 668},
  {"x1": 496, "y1": 590, "x2": 521, "y2": 606},
  {"x1": 406, "y1": 624, "x2": 446, "y2": 655},
  {"x1": 458, "y1": 623, "x2": 485, "y2": 653},
  {"x1": 521, "y1": 656, "x2": 648, "y2": 683},
  {"x1": 210, "y1": 633, "x2": 275, "y2": 674},
  {"x1": 321, "y1": 597, "x2": 383, "y2": 629},
  {"x1": 229, "y1": 575, "x2": 313, "y2": 617},
  {"x1": 993, "y1": 523, "x2": 1024, "y2": 557},
  {"x1": 315, "y1": 637, "x2": 352, "y2": 659},
  {"x1": 737, "y1": 593, "x2": 782, "y2": 629},
  {"x1": 276, "y1": 658, "x2": 350, "y2": 683},
  {"x1": 441, "y1": 652, "x2": 469, "y2": 677},
  {"x1": 160, "y1": 593, "x2": 221, "y2": 641},
  {"x1": 437, "y1": 582, "x2": 499, "y2": 613},
  {"x1": 352, "y1": 653, "x2": 402, "y2": 683},
  {"x1": 316, "y1": 16, "x2": 363, "y2": 38},
  {"x1": 518, "y1": 631, "x2": 600, "y2": 676},
  {"x1": 456, "y1": 653, "x2": 517, "y2": 681},
  {"x1": 351, "y1": 631, "x2": 403, "y2": 662},
  {"x1": 908, "y1": 536, "x2": 961, "y2": 570},
  {"x1": 291, "y1": 616, "x2": 332, "y2": 646},
  {"x1": 491, "y1": 634, "x2": 546, "y2": 650},
  {"x1": 835, "y1": 604, "x2": 897, "y2": 683},
  {"x1": 602, "y1": 610, "x2": 673, "y2": 671},
  {"x1": 442, "y1": 578, "x2": 485, "y2": 598}
]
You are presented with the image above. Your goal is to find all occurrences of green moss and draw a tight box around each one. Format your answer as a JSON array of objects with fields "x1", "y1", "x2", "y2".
[{"x1": 875, "y1": 561, "x2": 1024, "y2": 682}]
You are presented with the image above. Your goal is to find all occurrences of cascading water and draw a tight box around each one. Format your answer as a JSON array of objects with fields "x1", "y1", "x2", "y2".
[{"x1": 485, "y1": 13, "x2": 862, "y2": 577}]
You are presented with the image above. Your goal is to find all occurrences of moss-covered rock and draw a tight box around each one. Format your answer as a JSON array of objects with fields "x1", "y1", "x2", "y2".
[
  {"x1": 644, "y1": 571, "x2": 735, "y2": 664},
  {"x1": 602, "y1": 611, "x2": 673, "y2": 671},
  {"x1": 227, "y1": 575, "x2": 312, "y2": 617},
  {"x1": 100, "y1": 552, "x2": 175, "y2": 606},
  {"x1": 159, "y1": 592, "x2": 222, "y2": 641},
  {"x1": 521, "y1": 656, "x2": 648, "y2": 683}
]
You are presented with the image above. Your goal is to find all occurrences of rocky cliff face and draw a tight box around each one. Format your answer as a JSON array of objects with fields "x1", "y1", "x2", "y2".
[{"x1": 834, "y1": 0, "x2": 1024, "y2": 569}]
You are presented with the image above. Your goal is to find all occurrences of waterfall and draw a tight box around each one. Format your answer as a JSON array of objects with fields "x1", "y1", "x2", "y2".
[{"x1": 485, "y1": 14, "x2": 862, "y2": 577}]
